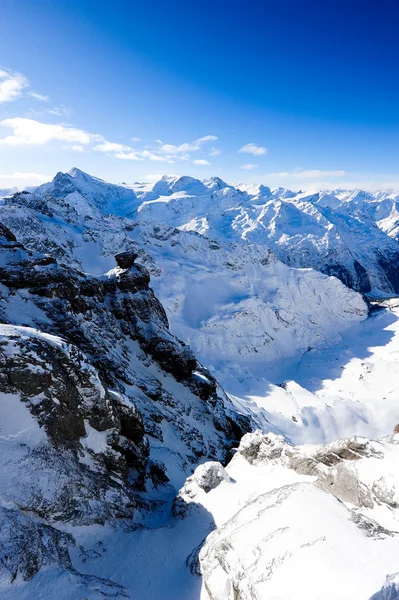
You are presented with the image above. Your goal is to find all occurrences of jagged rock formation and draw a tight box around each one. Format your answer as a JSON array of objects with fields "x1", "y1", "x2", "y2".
[
  {"x1": 0, "y1": 221, "x2": 247, "y2": 467},
  {"x1": 371, "y1": 573, "x2": 399, "y2": 599},
  {"x1": 0, "y1": 221, "x2": 250, "y2": 596}
]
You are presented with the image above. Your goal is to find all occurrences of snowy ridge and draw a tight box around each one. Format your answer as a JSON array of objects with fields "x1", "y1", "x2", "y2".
[
  {"x1": 133, "y1": 176, "x2": 399, "y2": 296},
  {"x1": 192, "y1": 431, "x2": 399, "y2": 600}
]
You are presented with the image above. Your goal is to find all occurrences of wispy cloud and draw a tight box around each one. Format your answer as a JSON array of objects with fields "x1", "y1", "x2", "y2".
[
  {"x1": 0, "y1": 172, "x2": 50, "y2": 182},
  {"x1": 267, "y1": 169, "x2": 346, "y2": 179},
  {"x1": 239, "y1": 143, "x2": 268, "y2": 156},
  {"x1": 0, "y1": 118, "x2": 99, "y2": 146},
  {"x1": 131, "y1": 136, "x2": 141, "y2": 142},
  {"x1": 193, "y1": 159, "x2": 210, "y2": 166},
  {"x1": 112, "y1": 151, "x2": 143, "y2": 161},
  {"x1": 0, "y1": 68, "x2": 49, "y2": 104},
  {"x1": 0, "y1": 69, "x2": 28, "y2": 103},
  {"x1": 209, "y1": 147, "x2": 221, "y2": 156},
  {"x1": 104, "y1": 134, "x2": 218, "y2": 163},
  {"x1": 0, "y1": 116, "x2": 217, "y2": 164},
  {"x1": 93, "y1": 141, "x2": 132, "y2": 153},
  {"x1": 28, "y1": 92, "x2": 49, "y2": 101},
  {"x1": 113, "y1": 150, "x2": 175, "y2": 163},
  {"x1": 241, "y1": 163, "x2": 258, "y2": 170},
  {"x1": 47, "y1": 105, "x2": 74, "y2": 117},
  {"x1": 156, "y1": 135, "x2": 217, "y2": 157}
]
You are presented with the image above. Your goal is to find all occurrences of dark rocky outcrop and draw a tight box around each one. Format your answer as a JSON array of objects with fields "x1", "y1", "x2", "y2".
[
  {"x1": 115, "y1": 250, "x2": 139, "y2": 269},
  {"x1": 0, "y1": 222, "x2": 251, "y2": 590},
  {"x1": 0, "y1": 223, "x2": 249, "y2": 504}
]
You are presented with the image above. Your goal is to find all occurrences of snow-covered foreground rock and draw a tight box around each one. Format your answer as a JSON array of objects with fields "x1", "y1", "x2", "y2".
[
  {"x1": 63, "y1": 426, "x2": 399, "y2": 600},
  {"x1": 193, "y1": 431, "x2": 399, "y2": 600}
]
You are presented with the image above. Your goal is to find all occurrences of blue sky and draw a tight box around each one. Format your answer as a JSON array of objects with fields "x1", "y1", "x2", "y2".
[{"x1": 1, "y1": 0, "x2": 399, "y2": 189}]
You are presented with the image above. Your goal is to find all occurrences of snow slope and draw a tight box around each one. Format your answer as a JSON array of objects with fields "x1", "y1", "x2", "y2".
[
  {"x1": 226, "y1": 301, "x2": 399, "y2": 445},
  {"x1": 194, "y1": 431, "x2": 399, "y2": 600}
]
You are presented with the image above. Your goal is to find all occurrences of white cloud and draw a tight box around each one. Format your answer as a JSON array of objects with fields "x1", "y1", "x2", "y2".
[
  {"x1": 193, "y1": 159, "x2": 210, "y2": 166},
  {"x1": 28, "y1": 92, "x2": 49, "y2": 101},
  {"x1": 239, "y1": 143, "x2": 268, "y2": 156},
  {"x1": 157, "y1": 135, "x2": 217, "y2": 156},
  {"x1": 0, "y1": 118, "x2": 176, "y2": 162},
  {"x1": 0, "y1": 172, "x2": 50, "y2": 182},
  {"x1": 0, "y1": 69, "x2": 48, "y2": 103},
  {"x1": 267, "y1": 169, "x2": 346, "y2": 179},
  {"x1": 210, "y1": 147, "x2": 221, "y2": 156},
  {"x1": 0, "y1": 69, "x2": 28, "y2": 103},
  {"x1": 93, "y1": 141, "x2": 131, "y2": 153},
  {"x1": 0, "y1": 117, "x2": 100, "y2": 146},
  {"x1": 131, "y1": 136, "x2": 141, "y2": 142},
  {"x1": 113, "y1": 149, "x2": 174, "y2": 163},
  {"x1": 141, "y1": 149, "x2": 175, "y2": 162},
  {"x1": 47, "y1": 106, "x2": 74, "y2": 117},
  {"x1": 241, "y1": 163, "x2": 258, "y2": 170},
  {"x1": 0, "y1": 115, "x2": 215, "y2": 165},
  {"x1": 110, "y1": 134, "x2": 217, "y2": 163},
  {"x1": 112, "y1": 151, "x2": 143, "y2": 161}
]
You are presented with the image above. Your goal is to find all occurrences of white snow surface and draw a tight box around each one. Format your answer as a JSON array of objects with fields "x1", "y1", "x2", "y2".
[{"x1": 196, "y1": 433, "x2": 399, "y2": 600}]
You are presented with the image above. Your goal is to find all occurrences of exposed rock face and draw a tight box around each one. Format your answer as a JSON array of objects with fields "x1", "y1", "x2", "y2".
[
  {"x1": 236, "y1": 431, "x2": 388, "y2": 509},
  {"x1": 371, "y1": 573, "x2": 399, "y2": 600},
  {"x1": 0, "y1": 325, "x2": 148, "y2": 492},
  {"x1": 0, "y1": 507, "x2": 73, "y2": 581},
  {"x1": 0, "y1": 226, "x2": 249, "y2": 461},
  {"x1": 0, "y1": 224, "x2": 250, "y2": 593},
  {"x1": 0, "y1": 221, "x2": 17, "y2": 242}
]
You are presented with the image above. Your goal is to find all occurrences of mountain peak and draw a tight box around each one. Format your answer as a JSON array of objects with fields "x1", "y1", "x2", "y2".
[
  {"x1": 67, "y1": 167, "x2": 106, "y2": 184},
  {"x1": 68, "y1": 167, "x2": 87, "y2": 178},
  {"x1": 203, "y1": 176, "x2": 229, "y2": 190}
]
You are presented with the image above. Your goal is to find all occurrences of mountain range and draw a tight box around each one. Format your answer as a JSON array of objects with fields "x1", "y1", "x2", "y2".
[{"x1": 1, "y1": 168, "x2": 399, "y2": 599}]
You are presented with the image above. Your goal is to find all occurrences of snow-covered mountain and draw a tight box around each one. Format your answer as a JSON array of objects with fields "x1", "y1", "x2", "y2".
[
  {"x1": 0, "y1": 186, "x2": 18, "y2": 198},
  {"x1": 0, "y1": 169, "x2": 368, "y2": 385},
  {"x1": 1, "y1": 168, "x2": 399, "y2": 599},
  {"x1": 133, "y1": 176, "x2": 399, "y2": 296}
]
